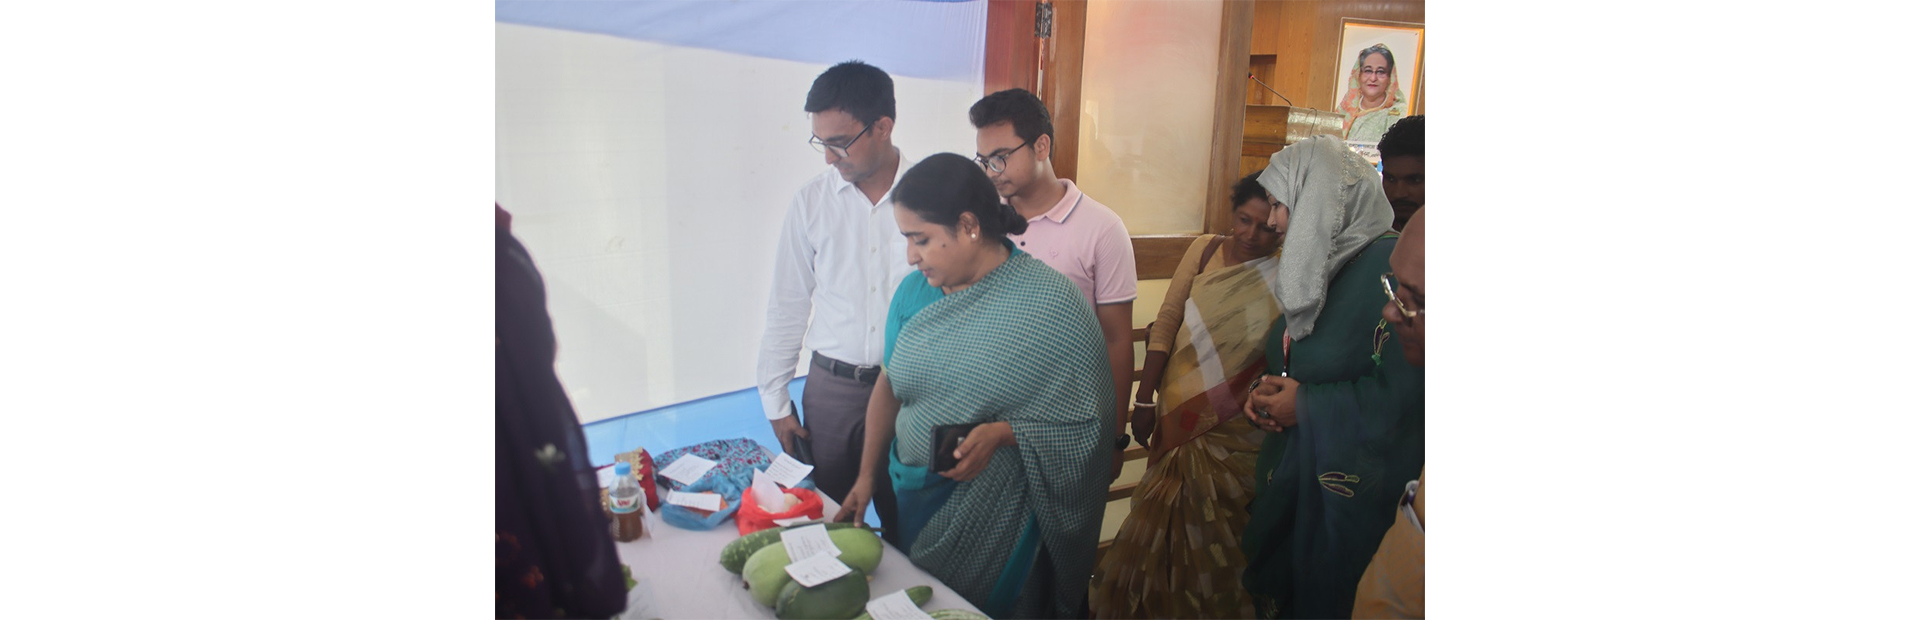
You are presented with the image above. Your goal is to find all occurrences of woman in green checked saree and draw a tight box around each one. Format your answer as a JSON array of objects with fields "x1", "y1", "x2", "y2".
[
  {"x1": 833, "y1": 153, "x2": 1113, "y2": 619},
  {"x1": 1237, "y1": 135, "x2": 1425, "y2": 619}
]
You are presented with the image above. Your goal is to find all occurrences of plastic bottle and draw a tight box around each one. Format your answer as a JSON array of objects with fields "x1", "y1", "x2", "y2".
[{"x1": 608, "y1": 461, "x2": 645, "y2": 542}]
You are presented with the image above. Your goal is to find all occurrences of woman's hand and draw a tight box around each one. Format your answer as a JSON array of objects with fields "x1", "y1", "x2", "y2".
[
  {"x1": 939, "y1": 422, "x2": 1013, "y2": 482},
  {"x1": 1129, "y1": 397, "x2": 1157, "y2": 449},
  {"x1": 832, "y1": 478, "x2": 873, "y2": 525},
  {"x1": 1242, "y1": 375, "x2": 1302, "y2": 433}
]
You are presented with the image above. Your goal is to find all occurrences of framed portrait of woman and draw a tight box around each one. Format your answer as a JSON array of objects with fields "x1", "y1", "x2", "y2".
[{"x1": 1332, "y1": 19, "x2": 1424, "y2": 144}]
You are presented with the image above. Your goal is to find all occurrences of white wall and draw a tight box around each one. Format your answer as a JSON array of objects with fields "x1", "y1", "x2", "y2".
[
  {"x1": 497, "y1": 24, "x2": 984, "y2": 422},
  {"x1": 1076, "y1": 0, "x2": 1224, "y2": 235}
]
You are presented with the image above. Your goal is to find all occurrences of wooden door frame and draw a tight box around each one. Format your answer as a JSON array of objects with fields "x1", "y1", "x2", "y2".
[
  {"x1": 986, "y1": 0, "x2": 1085, "y2": 183},
  {"x1": 989, "y1": 0, "x2": 1251, "y2": 247},
  {"x1": 1206, "y1": 1, "x2": 1256, "y2": 236}
]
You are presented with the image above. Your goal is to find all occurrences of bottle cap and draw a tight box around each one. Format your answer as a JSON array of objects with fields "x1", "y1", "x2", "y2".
[{"x1": 614, "y1": 461, "x2": 632, "y2": 476}]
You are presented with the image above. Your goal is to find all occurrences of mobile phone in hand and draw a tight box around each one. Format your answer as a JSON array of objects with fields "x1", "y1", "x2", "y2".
[{"x1": 930, "y1": 422, "x2": 982, "y2": 473}]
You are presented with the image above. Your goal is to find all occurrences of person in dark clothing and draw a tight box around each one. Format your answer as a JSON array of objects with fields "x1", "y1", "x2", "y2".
[{"x1": 497, "y1": 224, "x2": 626, "y2": 619}]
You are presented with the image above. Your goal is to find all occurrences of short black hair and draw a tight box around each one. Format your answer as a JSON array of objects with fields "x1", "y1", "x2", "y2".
[
  {"x1": 894, "y1": 153, "x2": 1030, "y2": 240},
  {"x1": 1358, "y1": 44, "x2": 1395, "y2": 73},
  {"x1": 805, "y1": 61, "x2": 896, "y2": 126},
  {"x1": 968, "y1": 88, "x2": 1053, "y2": 147},
  {"x1": 1230, "y1": 172, "x2": 1267, "y2": 208},
  {"x1": 1378, "y1": 115, "x2": 1424, "y2": 160}
]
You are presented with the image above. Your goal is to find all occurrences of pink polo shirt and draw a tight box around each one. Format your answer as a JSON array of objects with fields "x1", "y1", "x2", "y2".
[{"x1": 1006, "y1": 179, "x2": 1138, "y2": 308}]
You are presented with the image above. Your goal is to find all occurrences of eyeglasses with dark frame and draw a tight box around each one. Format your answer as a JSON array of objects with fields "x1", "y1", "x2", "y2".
[
  {"x1": 974, "y1": 137, "x2": 1037, "y2": 173},
  {"x1": 1381, "y1": 272, "x2": 1422, "y2": 322},
  {"x1": 809, "y1": 123, "x2": 872, "y2": 158}
]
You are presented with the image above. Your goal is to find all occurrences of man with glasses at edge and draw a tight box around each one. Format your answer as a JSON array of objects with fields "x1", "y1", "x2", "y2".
[
  {"x1": 969, "y1": 88, "x2": 1138, "y2": 481},
  {"x1": 1353, "y1": 206, "x2": 1425, "y2": 618},
  {"x1": 758, "y1": 61, "x2": 913, "y2": 544}
]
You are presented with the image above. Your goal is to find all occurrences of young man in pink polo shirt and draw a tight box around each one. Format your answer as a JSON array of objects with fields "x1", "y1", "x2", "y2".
[{"x1": 970, "y1": 88, "x2": 1138, "y2": 481}]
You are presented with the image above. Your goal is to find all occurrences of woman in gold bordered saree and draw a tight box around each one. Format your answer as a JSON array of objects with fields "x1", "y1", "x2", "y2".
[{"x1": 1089, "y1": 173, "x2": 1286, "y2": 619}]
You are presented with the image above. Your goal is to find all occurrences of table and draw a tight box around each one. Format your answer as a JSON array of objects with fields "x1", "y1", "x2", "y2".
[{"x1": 613, "y1": 494, "x2": 982, "y2": 619}]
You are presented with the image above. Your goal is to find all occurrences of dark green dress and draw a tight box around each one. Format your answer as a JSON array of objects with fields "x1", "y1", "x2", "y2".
[{"x1": 1240, "y1": 235, "x2": 1425, "y2": 619}]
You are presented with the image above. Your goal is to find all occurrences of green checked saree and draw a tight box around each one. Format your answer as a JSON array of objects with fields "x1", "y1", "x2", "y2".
[{"x1": 883, "y1": 250, "x2": 1114, "y2": 619}]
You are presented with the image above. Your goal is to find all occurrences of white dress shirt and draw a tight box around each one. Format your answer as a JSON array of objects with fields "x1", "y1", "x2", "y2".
[{"x1": 757, "y1": 149, "x2": 916, "y2": 420}]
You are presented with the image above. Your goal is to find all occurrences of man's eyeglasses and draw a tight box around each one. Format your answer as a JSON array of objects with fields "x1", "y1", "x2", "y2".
[
  {"x1": 974, "y1": 137, "x2": 1037, "y2": 173},
  {"x1": 1381, "y1": 272, "x2": 1422, "y2": 322},
  {"x1": 809, "y1": 123, "x2": 872, "y2": 158}
]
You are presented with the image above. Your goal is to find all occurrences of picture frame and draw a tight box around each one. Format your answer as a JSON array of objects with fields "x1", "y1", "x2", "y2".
[{"x1": 1331, "y1": 18, "x2": 1424, "y2": 144}]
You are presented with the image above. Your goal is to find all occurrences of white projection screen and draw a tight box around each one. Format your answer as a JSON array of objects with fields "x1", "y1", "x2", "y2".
[{"x1": 497, "y1": 1, "x2": 988, "y2": 421}]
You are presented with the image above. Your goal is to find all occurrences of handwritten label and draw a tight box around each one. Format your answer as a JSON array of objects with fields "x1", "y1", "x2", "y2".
[
  {"x1": 664, "y1": 490, "x2": 722, "y2": 511},
  {"x1": 764, "y1": 453, "x2": 815, "y2": 488},
  {"x1": 656, "y1": 455, "x2": 718, "y2": 485},
  {"x1": 865, "y1": 589, "x2": 936, "y2": 620},
  {"x1": 773, "y1": 516, "x2": 822, "y2": 527},
  {"x1": 783, "y1": 553, "x2": 853, "y2": 588},
  {"x1": 780, "y1": 523, "x2": 842, "y2": 562}
]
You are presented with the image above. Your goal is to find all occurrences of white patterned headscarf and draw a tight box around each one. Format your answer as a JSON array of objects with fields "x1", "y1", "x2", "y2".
[{"x1": 1257, "y1": 135, "x2": 1394, "y2": 340}]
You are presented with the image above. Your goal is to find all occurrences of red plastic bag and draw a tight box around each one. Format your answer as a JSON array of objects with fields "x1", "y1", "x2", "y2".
[
  {"x1": 616, "y1": 448, "x2": 660, "y2": 510},
  {"x1": 735, "y1": 487, "x2": 824, "y2": 536}
]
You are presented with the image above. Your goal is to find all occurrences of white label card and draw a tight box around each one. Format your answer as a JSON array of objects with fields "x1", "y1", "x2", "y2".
[
  {"x1": 764, "y1": 453, "x2": 815, "y2": 488},
  {"x1": 657, "y1": 455, "x2": 718, "y2": 485},
  {"x1": 866, "y1": 589, "x2": 936, "y2": 620},
  {"x1": 773, "y1": 516, "x2": 822, "y2": 527},
  {"x1": 780, "y1": 523, "x2": 842, "y2": 562},
  {"x1": 664, "y1": 490, "x2": 722, "y2": 511},
  {"x1": 751, "y1": 469, "x2": 786, "y2": 510},
  {"x1": 595, "y1": 465, "x2": 615, "y2": 489},
  {"x1": 783, "y1": 553, "x2": 853, "y2": 588}
]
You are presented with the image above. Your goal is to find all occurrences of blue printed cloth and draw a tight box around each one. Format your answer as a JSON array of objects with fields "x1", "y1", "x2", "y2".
[{"x1": 653, "y1": 438, "x2": 817, "y2": 530}]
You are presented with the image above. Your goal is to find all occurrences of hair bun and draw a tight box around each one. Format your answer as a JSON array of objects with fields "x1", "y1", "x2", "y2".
[{"x1": 998, "y1": 201, "x2": 1029, "y2": 236}]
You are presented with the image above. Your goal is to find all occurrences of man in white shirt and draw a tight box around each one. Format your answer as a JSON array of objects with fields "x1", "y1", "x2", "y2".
[
  {"x1": 757, "y1": 61, "x2": 912, "y2": 541},
  {"x1": 970, "y1": 88, "x2": 1138, "y2": 481}
]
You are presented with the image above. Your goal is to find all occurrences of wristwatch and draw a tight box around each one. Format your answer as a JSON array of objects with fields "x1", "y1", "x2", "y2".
[{"x1": 1114, "y1": 433, "x2": 1132, "y2": 451}]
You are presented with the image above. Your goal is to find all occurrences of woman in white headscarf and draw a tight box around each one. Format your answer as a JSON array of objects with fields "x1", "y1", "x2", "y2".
[{"x1": 1235, "y1": 135, "x2": 1426, "y2": 619}]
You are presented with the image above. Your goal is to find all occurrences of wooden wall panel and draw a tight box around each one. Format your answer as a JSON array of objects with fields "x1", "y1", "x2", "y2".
[
  {"x1": 1250, "y1": 0, "x2": 1282, "y2": 55},
  {"x1": 1132, "y1": 235, "x2": 1202, "y2": 280},
  {"x1": 1256, "y1": 0, "x2": 1424, "y2": 112}
]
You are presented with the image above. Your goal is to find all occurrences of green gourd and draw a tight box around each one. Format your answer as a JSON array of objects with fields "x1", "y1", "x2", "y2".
[
  {"x1": 825, "y1": 528, "x2": 884, "y2": 575},
  {"x1": 720, "y1": 522, "x2": 865, "y2": 574},
  {"x1": 742, "y1": 544, "x2": 796, "y2": 607},
  {"x1": 742, "y1": 527, "x2": 886, "y2": 608},
  {"x1": 774, "y1": 568, "x2": 870, "y2": 620},
  {"x1": 926, "y1": 610, "x2": 991, "y2": 620},
  {"x1": 849, "y1": 585, "x2": 933, "y2": 620}
]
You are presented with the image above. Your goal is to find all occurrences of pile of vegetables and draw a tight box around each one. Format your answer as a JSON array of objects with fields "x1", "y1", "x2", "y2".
[{"x1": 717, "y1": 523, "x2": 988, "y2": 620}]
